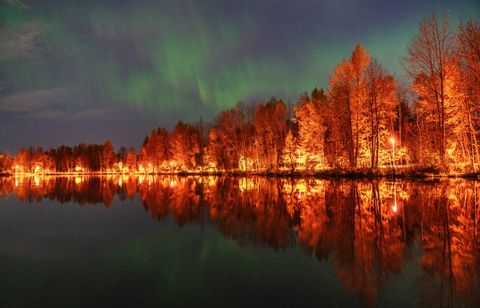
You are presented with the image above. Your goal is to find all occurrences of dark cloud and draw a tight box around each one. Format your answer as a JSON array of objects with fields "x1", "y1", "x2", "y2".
[
  {"x1": 0, "y1": 21, "x2": 45, "y2": 60},
  {"x1": 0, "y1": 87, "x2": 67, "y2": 112}
]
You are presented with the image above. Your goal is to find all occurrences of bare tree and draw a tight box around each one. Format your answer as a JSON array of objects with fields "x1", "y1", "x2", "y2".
[{"x1": 402, "y1": 12, "x2": 456, "y2": 165}]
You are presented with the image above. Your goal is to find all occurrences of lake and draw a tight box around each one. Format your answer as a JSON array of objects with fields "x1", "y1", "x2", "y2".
[{"x1": 0, "y1": 175, "x2": 479, "y2": 307}]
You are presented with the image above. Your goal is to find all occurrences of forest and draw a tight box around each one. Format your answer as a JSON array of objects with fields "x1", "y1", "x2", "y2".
[{"x1": 1, "y1": 13, "x2": 479, "y2": 176}]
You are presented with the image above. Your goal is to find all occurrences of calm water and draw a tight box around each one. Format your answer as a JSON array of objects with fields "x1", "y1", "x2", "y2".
[{"x1": 0, "y1": 176, "x2": 479, "y2": 307}]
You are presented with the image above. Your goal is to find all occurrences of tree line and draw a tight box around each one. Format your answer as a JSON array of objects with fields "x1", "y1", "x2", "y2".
[{"x1": 0, "y1": 13, "x2": 479, "y2": 174}]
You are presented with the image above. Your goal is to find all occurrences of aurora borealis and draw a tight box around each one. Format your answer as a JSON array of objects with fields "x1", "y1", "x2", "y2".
[{"x1": 1, "y1": 0, "x2": 479, "y2": 151}]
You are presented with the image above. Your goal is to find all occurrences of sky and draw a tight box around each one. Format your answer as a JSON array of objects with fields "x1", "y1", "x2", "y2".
[{"x1": 0, "y1": 0, "x2": 479, "y2": 152}]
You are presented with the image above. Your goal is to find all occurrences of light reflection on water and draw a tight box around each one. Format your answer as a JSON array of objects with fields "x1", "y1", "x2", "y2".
[{"x1": 0, "y1": 175, "x2": 479, "y2": 307}]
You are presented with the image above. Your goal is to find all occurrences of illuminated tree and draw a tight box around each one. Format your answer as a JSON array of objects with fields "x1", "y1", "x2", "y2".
[
  {"x1": 455, "y1": 19, "x2": 480, "y2": 169},
  {"x1": 349, "y1": 44, "x2": 371, "y2": 167},
  {"x1": 282, "y1": 129, "x2": 299, "y2": 173},
  {"x1": 50, "y1": 146, "x2": 73, "y2": 172},
  {"x1": 125, "y1": 148, "x2": 137, "y2": 171},
  {"x1": 442, "y1": 62, "x2": 477, "y2": 167},
  {"x1": 0, "y1": 152, "x2": 13, "y2": 173},
  {"x1": 457, "y1": 19, "x2": 480, "y2": 103},
  {"x1": 402, "y1": 12, "x2": 456, "y2": 165},
  {"x1": 117, "y1": 146, "x2": 128, "y2": 162},
  {"x1": 294, "y1": 89, "x2": 328, "y2": 170},
  {"x1": 206, "y1": 103, "x2": 254, "y2": 170},
  {"x1": 169, "y1": 121, "x2": 202, "y2": 170},
  {"x1": 328, "y1": 44, "x2": 370, "y2": 167},
  {"x1": 204, "y1": 127, "x2": 223, "y2": 170},
  {"x1": 253, "y1": 98, "x2": 289, "y2": 171},
  {"x1": 140, "y1": 128, "x2": 169, "y2": 172},
  {"x1": 101, "y1": 140, "x2": 115, "y2": 172},
  {"x1": 14, "y1": 148, "x2": 29, "y2": 172},
  {"x1": 364, "y1": 60, "x2": 398, "y2": 167},
  {"x1": 394, "y1": 81, "x2": 416, "y2": 164}
]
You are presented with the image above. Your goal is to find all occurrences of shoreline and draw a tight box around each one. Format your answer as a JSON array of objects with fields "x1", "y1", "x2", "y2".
[{"x1": 2, "y1": 167, "x2": 480, "y2": 180}]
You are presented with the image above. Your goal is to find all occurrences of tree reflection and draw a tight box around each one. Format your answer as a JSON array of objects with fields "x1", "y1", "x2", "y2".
[{"x1": 0, "y1": 175, "x2": 479, "y2": 306}]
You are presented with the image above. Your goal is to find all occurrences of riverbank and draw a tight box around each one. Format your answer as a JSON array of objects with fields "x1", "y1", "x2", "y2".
[
  {"x1": 187, "y1": 167, "x2": 480, "y2": 180},
  {"x1": 2, "y1": 165, "x2": 480, "y2": 180}
]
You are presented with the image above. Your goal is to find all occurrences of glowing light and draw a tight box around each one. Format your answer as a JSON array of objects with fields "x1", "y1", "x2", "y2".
[
  {"x1": 75, "y1": 177, "x2": 83, "y2": 185},
  {"x1": 392, "y1": 183, "x2": 398, "y2": 213},
  {"x1": 75, "y1": 166, "x2": 83, "y2": 173},
  {"x1": 239, "y1": 156, "x2": 254, "y2": 172},
  {"x1": 14, "y1": 164, "x2": 23, "y2": 173},
  {"x1": 34, "y1": 176, "x2": 40, "y2": 186},
  {"x1": 390, "y1": 136, "x2": 396, "y2": 168},
  {"x1": 295, "y1": 182, "x2": 308, "y2": 193},
  {"x1": 239, "y1": 178, "x2": 255, "y2": 191}
]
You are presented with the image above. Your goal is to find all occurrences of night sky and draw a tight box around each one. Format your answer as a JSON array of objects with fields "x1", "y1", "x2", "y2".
[{"x1": 1, "y1": 0, "x2": 479, "y2": 152}]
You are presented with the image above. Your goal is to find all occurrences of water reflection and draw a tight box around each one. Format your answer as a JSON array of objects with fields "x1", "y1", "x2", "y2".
[{"x1": 0, "y1": 175, "x2": 479, "y2": 307}]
